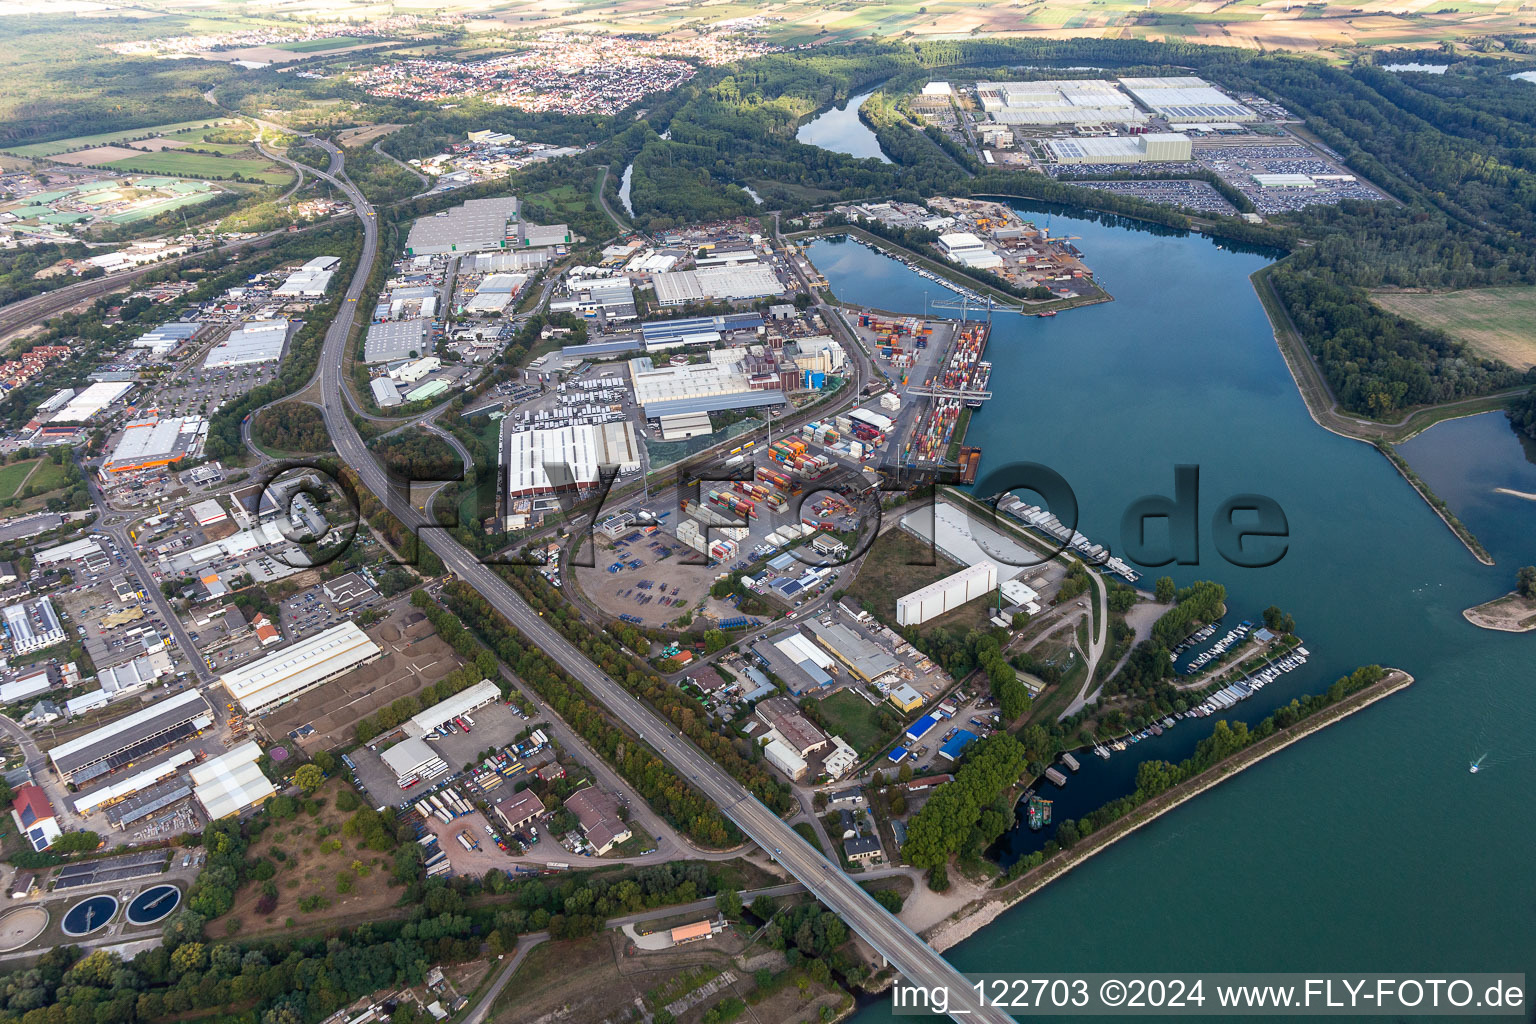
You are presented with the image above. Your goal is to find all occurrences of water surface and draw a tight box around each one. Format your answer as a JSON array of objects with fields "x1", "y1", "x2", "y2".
[{"x1": 797, "y1": 88, "x2": 893, "y2": 163}]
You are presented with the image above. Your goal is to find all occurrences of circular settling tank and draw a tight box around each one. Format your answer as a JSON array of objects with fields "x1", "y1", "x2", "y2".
[
  {"x1": 0, "y1": 907, "x2": 49, "y2": 952},
  {"x1": 61, "y1": 895, "x2": 119, "y2": 936},
  {"x1": 125, "y1": 884, "x2": 181, "y2": 926}
]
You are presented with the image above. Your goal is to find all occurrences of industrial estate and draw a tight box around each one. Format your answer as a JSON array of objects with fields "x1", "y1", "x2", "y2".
[{"x1": 0, "y1": 5, "x2": 1528, "y2": 1024}]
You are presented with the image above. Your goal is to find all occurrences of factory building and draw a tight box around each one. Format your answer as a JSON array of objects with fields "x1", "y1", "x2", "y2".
[
  {"x1": 406, "y1": 197, "x2": 521, "y2": 256},
  {"x1": 365, "y1": 318, "x2": 433, "y2": 364},
  {"x1": 48, "y1": 689, "x2": 212, "y2": 785},
  {"x1": 755, "y1": 696, "x2": 830, "y2": 757},
  {"x1": 131, "y1": 322, "x2": 201, "y2": 358},
  {"x1": 1116, "y1": 77, "x2": 1257, "y2": 122},
  {"x1": 804, "y1": 620, "x2": 899, "y2": 683},
  {"x1": 652, "y1": 264, "x2": 783, "y2": 306},
  {"x1": 371, "y1": 378, "x2": 402, "y2": 407},
  {"x1": 520, "y1": 223, "x2": 571, "y2": 248},
  {"x1": 390, "y1": 356, "x2": 441, "y2": 383},
  {"x1": 192, "y1": 741, "x2": 276, "y2": 820},
  {"x1": 50, "y1": 381, "x2": 134, "y2": 423},
  {"x1": 402, "y1": 678, "x2": 501, "y2": 737},
  {"x1": 936, "y1": 232, "x2": 1003, "y2": 270},
  {"x1": 273, "y1": 256, "x2": 339, "y2": 297},
  {"x1": 896, "y1": 561, "x2": 999, "y2": 627},
  {"x1": 627, "y1": 355, "x2": 789, "y2": 420},
  {"x1": 381, "y1": 736, "x2": 447, "y2": 786},
  {"x1": 1045, "y1": 132, "x2": 1192, "y2": 164},
  {"x1": 102, "y1": 415, "x2": 208, "y2": 474},
  {"x1": 763, "y1": 738, "x2": 808, "y2": 781},
  {"x1": 219, "y1": 621, "x2": 382, "y2": 716},
  {"x1": 65, "y1": 651, "x2": 169, "y2": 716},
  {"x1": 549, "y1": 276, "x2": 637, "y2": 321},
  {"x1": 204, "y1": 320, "x2": 288, "y2": 368},
  {"x1": 70, "y1": 750, "x2": 194, "y2": 818},
  {"x1": 503, "y1": 421, "x2": 641, "y2": 497},
  {"x1": 462, "y1": 273, "x2": 526, "y2": 314},
  {"x1": 976, "y1": 80, "x2": 1147, "y2": 125},
  {"x1": 2, "y1": 597, "x2": 64, "y2": 655}
]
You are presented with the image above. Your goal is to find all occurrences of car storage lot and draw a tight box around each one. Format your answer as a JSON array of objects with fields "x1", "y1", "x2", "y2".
[{"x1": 426, "y1": 701, "x2": 528, "y2": 771}]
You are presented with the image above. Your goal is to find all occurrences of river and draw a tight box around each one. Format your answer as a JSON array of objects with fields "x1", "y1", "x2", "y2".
[
  {"x1": 618, "y1": 162, "x2": 634, "y2": 218},
  {"x1": 802, "y1": 211, "x2": 1536, "y2": 1012},
  {"x1": 796, "y1": 88, "x2": 893, "y2": 164}
]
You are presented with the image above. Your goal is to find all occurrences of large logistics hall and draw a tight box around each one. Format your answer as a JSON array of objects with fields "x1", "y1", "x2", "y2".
[
  {"x1": 1115, "y1": 77, "x2": 1257, "y2": 123},
  {"x1": 977, "y1": 79, "x2": 1146, "y2": 125},
  {"x1": 219, "y1": 621, "x2": 382, "y2": 715},
  {"x1": 503, "y1": 421, "x2": 641, "y2": 498},
  {"x1": 192, "y1": 741, "x2": 276, "y2": 819},
  {"x1": 102, "y1": 415, "x2": 208, "y2": 473},
  {"x1": 48, "y1": 689, "x2": 212, "y2": 785},
  {"x1": 406, "y1": 197, "x2": 521, "y2": 256}
]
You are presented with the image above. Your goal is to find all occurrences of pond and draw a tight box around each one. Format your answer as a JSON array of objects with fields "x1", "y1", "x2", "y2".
[{"x1": 796, "y1": 88, "x2": 892, "y2": 164}]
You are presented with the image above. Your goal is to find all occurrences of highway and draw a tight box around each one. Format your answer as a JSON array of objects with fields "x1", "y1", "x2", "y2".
[{"x1": 303, "y1": 146, "x2": 1002, "y2": 1024}]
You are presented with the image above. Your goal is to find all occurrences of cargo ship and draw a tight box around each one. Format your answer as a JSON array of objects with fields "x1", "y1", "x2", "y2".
[
  {"x1": 955, "y1": 446, "x2": 982, "y2": 485},
  {"x1": 965, "y1": 361, "x2": 991, "y2": 410},
  {"x1": 1026, "y1": 795, "x2": 1053, "y2": 830}
]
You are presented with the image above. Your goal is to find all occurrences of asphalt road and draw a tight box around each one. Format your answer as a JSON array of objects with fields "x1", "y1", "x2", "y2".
[{"x1": 309, "y1": 146, "x2": 1003, "y2": 1024}]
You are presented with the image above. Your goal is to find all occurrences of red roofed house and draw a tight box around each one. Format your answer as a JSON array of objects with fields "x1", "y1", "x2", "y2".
[
  {"x1": 251, "y1": 613, "x2": 282, "y2": 646},
  {"x1": 10, "y1": 784, "x2": 62, "y2": 852}
]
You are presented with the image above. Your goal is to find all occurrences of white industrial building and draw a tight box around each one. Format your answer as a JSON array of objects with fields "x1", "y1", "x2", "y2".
[
  {"x1": 520, "y1": 223, "x2": 571, "y2": 248},
  {"x1": 896, "y1": 561, "x2": 999, "y2": 627},
  {"x1": 71, "y1": 750, "x2": 195, "y2": 816},
  {"x1": 274, "y1": 256, "x2": 339, "y2": 297},
  {"x1": 371, "y1": 377, "x2": 402, "y2": 407},
  {"x1": 627, "y1": 355, "x2": 789, "y2": 419},
  {"x1": 977, "y1": 80, "x2": 1146, "y2": 125},
  {"x1": 652, "y1": 264, "x2": 782, "y2": 306},
  {"x1": 1046, "y1": 133, "x2": 1192, "y2": 164},
  {"x1": 0, "y1": 668, "x2": 52, "y2": 704},
  {"x1": 65, "y1": 651, "x2": 170, "y2": 716},
  {"x1": 365, "y1": 318, "x2": 433, "y2": 363},
  {"x1": 219, "y1": 621, "x2": 382, "y2": 715},
  {"x1": 51, "y1": 381, "x2": 134, "y2": 423},
  {"x1": 192, "y1": 741, "x2": 276, "y2": 820},
  {"x1": 936, "y1": 232, "x2": 1003, "y2": 270},
  {"x1": 406, "y1": 197, "x2": 521, "y2": 256},
  {"x1": 503, "y1": 421, "x2": 641, "y2": 497},
  {"x1": 102, "y1": 415, "x2": 207, "y2": 474},
  {"x1": 549, "y1": 276, "x2": 636, "y2": 320},
  {"x1": 462, "y1": 273, "x2": 526, "y2": 314},
  {"x1": 381, "y1": 735, "x2": 447, "y2": 785},
  {"x1": 390, "y1": 356, "x2": 441, "y2": 383},
  {"x1": 403, "y1": 678, "x2": 500, "y2": 737},
  {"x1": 1253, "y1": 173, "x2": 1317, "y2": 188},
  {"x1": 763, "y1": 738, "x2": 808, "y2": 781},
  {"x1": 131, "y1": 322, "x2": 200, "y2": 358},
  {"x1": 204, "y1": 320, "x2": 288, "y2": 368},
  {"x1": 3, "y1": 597, "x2": 64, "y2": 655},
  {"x1": 1116, "y1": 77, "x2": 1257, "y2": 123},
  {"x1": 34, "y1": 538, "x2": 101, "y2": 566}
]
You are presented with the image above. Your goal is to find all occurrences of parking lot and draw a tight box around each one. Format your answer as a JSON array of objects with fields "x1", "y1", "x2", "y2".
[
  {"x1": 421, "y1": 809, "x2": 517, "y2": 875},
  {"x1": 154, "y1": 361, "x2": 279, "y2": 419}
]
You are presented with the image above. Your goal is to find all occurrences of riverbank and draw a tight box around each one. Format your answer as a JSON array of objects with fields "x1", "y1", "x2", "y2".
[
  {"x1": 1462, "y1": 591, "x2": 1536, "y2": 632},
  {"x1": 1374, "y1": 442, "x2": 1494, "y2": 566},
  {"x1": 922, "y1": 667, "x2": 1414, "y2": 954}
]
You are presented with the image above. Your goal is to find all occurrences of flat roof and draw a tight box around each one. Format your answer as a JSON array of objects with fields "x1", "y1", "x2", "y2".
[
  {"x1": 104, "y1": 415, "x2": 206, "y2": 472},
  {"x1": 406, "y1": 197, "x2": 521, "y2": 255},
  {"x1": 191, "y1": 741, "x2": 275, "y2": 819},
  {"x1": 805, "y1": 619, "x2": 898, "y2": 681},
  {"x1": 381, "y1": 735, "x2": 442, "y2": 777},
  {"x1": 53, "y1": 381, "x2": 133, "y2": 422},
  {"x1": 48, "y1": 689, "x2": 210, "y2": 778},
  {"x1": 652, "y1": 264, "x2": 782, "y2": 304},
  {"x1": 204, "y1": 320, "x2": 287, "y2": 367},
  {"x1": 404, "y1": 679, "x2": 500, "y2": 737},
  {"x1": 219, "y1": 621, "x2": 381, "y2": 713},
  {"x1": 365, "y1": 318, "x2": 432, "y2": 363}
]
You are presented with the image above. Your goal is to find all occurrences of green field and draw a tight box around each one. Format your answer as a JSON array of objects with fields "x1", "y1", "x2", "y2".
[
  {"x1": 105, "y1": 151, "x2": 291, "y2": 185},
  {"x1": 0, "y1": 460, "x2": 38, "y2": 500},
  {"x1": 815, "y1": 688, "x2": 889, "y2": 754},
  {"x1": 21, "y1": 460, "x2": 70, "y2": 494},
  {"x1": 1373, "y1": 287, "x2": 1536, "y2": 371},
  {"x1": 2, "y1": 119, "x2": 233, "y2": 158},
  {"x1": 273, "y1": 36, "x2": 374, "y2": 53}
]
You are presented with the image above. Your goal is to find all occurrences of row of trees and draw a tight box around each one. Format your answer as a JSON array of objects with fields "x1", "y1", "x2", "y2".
[{"x1": 901, "y1": 732, "x2": 1026, "y2": 874}]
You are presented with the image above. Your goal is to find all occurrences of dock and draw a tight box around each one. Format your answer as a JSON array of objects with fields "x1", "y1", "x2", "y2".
[{"x1": 1043, "y1": 767, "x2": 1068, "y2": 787}]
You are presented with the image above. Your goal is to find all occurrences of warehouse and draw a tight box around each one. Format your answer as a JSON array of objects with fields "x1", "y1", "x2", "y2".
[
  {"x1": 365, "y1": 318, "x2": 433, "y2": 363},
  {"x1": 1116, "y1": 77, "x2": 1257, "y2": 122},
  {"x1": 131, "y1": 322, "x2": 200, "y2": 358},
  {"x1": 48, "y1": 689, "x2": 212, "y2": 784},
  {"x1": 371, "y1": 378, "x2": 402, "y2": 407},
  {"x1": 102, "y1": 415, "x2": 207, "y2": 473},
  {"x1": 404, "y1": 380, "x2": 450, "y2": 403},
  {"x1": 192, "y1": 741, "x2": 276, "y2": 820},
  {"x1": 652, "y1": 264, "x2": 783, "y2": 306},
  {"x1": 520, "y1": 223, "x2": 571, "y2": 248},
  {"x1": 34, "y1": 538, "x2": 101, "y2": 566},
  {"x1": 405, "y1": 197, "x2": 521, "y2": 256},
  {"x1": 549, "y1": 276, "x2": 636, "y2": 320},
  {"x1": 71, "y1": 750, "x2": 194, "y2": 817},
  {"x1": 755, "y1": 695, "x2": 830, "y2": 757},
  {"x1": 65, "y1": 651, "x2": 168, "y2": 716},
  {"x1": 804, "y1": 620, "x2": 898, "y2": 683},
  {"x1": 402, "y1": 678, "x2": 501, "y2": 737},
  {"x1": 204, "y1": 320, "x2": 288, "y2": 368},
  {"x1": 658, "y1": 411, "x2": 713, "y2": 440},
  {"x1": 503, "y1": 421, "x2": 642, "y2": 497},
  {"x1": 763, "y1": 738, "x2": 808, "y2": 781},
  {"x1": 219, "y1": 621, "x2": 382, "y2": 715},
  {"x1": 191, "y1": 498, "x2": 227, "y2": 526},
  {"x1": 51, "y1": 381, "x2": 134, "y2": 423},
  {"x1": 938, "y1": 728, "x2": 979, "y2": 761},
  {"x1": 274, "y1": 256, "x2": 339, "y2": 297},
  {"x1": 1045, "y1": 133, "x2": 1192, "y2": 164},
  {"x1": 640, "y1": 313, "x2": 763, "y2": 348},
  {"x1": 380, "y1": 736, "x2": 446, "y2": 786},
  {"x1": 1253, "y1": 173, "x2": 1316, "y2": 188},
  {"x1": 391, "y1": 356, "x2": 441, "y2": 383},
  {"x1": 0, "y1": 667, "x2": 52, "y2": 704},
  {"x1": 3, "y1": 597, "x2": 63, "y2": 655},
  {"x1": 897, "y1": 561, "x2": 999, "y2": 627},
  {"x1": 976, "y1": 80, "x2": 1146, "y2": 125},
  {"x1": 462, "y1": 273, "x2": 526, "y2": 314},
  {"x1": 936, "y1": 232, "x2": 1003, "y2": 270},
  {"x1": 627, "y1": 356, "x2": 788, "y2": 420}
]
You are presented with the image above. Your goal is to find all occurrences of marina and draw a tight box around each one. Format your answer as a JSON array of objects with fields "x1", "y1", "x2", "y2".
[{"x1": 991, "y1": 491, "x2": 1141, "y2": 582}]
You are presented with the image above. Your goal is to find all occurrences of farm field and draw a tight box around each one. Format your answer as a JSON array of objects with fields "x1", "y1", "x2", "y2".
[
  {"x1": 2, "y1": 119, "x2": 235, "y2": 159},
  {"x1": 1372, "y1": 287, "x2": 1536, "y2": 371},
  {"x1": 104, "y1": 151, "x2": 291, "y2": 185},
  {"x1": 273, "y1": 35, "x2": 375, "y2": 53}
]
